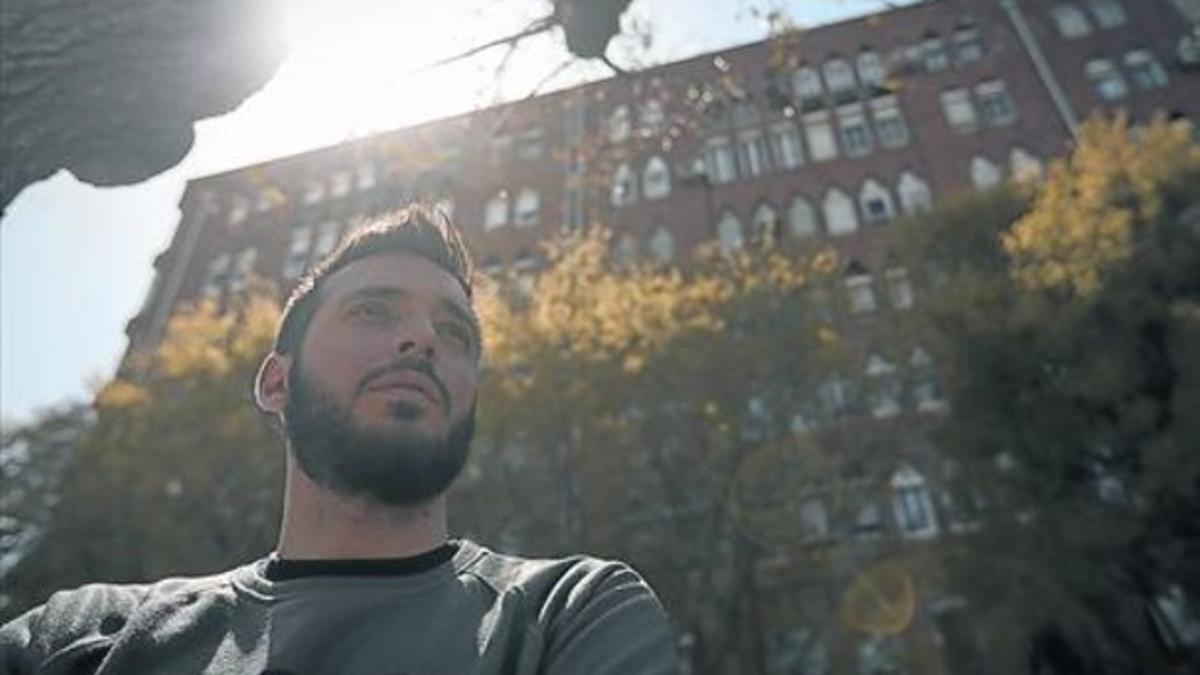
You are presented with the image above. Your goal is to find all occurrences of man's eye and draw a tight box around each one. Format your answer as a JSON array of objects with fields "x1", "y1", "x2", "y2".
[
  {"x1": 438, "y1": 321, "x2": 472, "y2": 347},
  {"x1": 348, "y1": 302, "x2": 394, "y2": 322}
]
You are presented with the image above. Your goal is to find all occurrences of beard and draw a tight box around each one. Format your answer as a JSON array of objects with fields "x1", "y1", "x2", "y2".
[{"x1": 283, "y1": 362, "x2": 475, "y2": 508}]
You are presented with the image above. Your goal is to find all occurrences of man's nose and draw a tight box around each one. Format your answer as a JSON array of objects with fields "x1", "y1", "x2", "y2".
[{"x1": 394, "y1": 317, "x2": 437, "y2": 359}]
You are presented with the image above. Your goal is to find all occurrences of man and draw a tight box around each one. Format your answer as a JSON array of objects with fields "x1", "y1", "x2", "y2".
[{"x1": 0, "y1": 207, "x2": 680, "y2": 674}]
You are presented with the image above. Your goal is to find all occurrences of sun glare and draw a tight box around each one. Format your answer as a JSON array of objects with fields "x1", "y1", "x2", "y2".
[{"x1": 266, "y1": 1, "x2": 561, "y2": 142}]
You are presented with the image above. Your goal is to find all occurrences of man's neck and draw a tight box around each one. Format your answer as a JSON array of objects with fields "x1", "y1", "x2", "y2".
[{"x1": 275, "y1": 462, "x2": 449, "y2": 560}]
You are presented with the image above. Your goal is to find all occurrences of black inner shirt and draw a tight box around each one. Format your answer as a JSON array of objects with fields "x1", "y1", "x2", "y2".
[{"x1": 264, "y1": 542, "x2": 458, "y2": 581}]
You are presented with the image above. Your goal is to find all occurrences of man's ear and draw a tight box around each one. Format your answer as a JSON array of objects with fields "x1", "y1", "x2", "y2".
[{"x1": 255, "y1": 352, "x2": 291, "y2": 415}]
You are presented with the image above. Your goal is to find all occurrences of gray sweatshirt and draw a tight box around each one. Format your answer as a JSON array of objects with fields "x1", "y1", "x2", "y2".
[{"x1": 0, "y1": 540, "x2": 680, "y2": 674}]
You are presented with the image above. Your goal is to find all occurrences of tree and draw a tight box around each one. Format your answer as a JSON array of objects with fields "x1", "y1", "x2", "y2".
[
  {"x1": 452, "y1": 229, "x2": 853, "y2": 673},
  {"x1": 1, "y1": 294, "x2": 284, "y2": 622},
  {"x1": 899, "y1": 115, "x2": 1200, "y2": 672},
  {"x1": 0, "y1": 402, "x2": 94, "y2": 614}
]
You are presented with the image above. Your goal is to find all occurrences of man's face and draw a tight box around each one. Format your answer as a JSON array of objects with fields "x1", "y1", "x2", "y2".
[{"x1": 280, "y1": 253, "x2": 481, "y2": 506}]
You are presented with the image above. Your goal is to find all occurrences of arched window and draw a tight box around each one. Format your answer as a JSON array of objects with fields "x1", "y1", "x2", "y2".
[
  {"x1": 856, "y1": 49, "x2": 886, "y2": 88},
  {"x1": 866, "y1": 353, "x2": 901, "y2": 418},
  {"x1": 823, "y1": 57, "x2": 856, "y2": 93},
  {"x1": 716, "y1": 211, "x2": 744, "y2": 253},
  {"x1": 859, "y1": 179, "x2": 896, "y2": 225},
  {"x1": 910, "y1": 347, "x2": 946, "y2": 411},
  {"x1": 649, "y1": 227, "x2": 675, "y2": 263},
  {"x1": 1051, "y1": 3, "x2": 1092, "y2": 38},
  {"x1": 843, "y1": 261, "x2": 876, "y2": 313},
  {"x1": 203, "y1": 253, "x2": 231, "y2": 298},
  {"x1": 313, "y1": 220, "x2": 342, "y2": 259},
  {"x1": 614, "y1": 233, "x2": 638, "y2": 267},
  {"x1": 484, "y1": 191, "x2": 509, "y2": 230},
  {"x1": 608, "y1": 104, "x2": 631, "y2": 142},
  {"x1": 515, "y1": 188, "x2": 540, "y2": 226},
  {"x1": 611, "y1": 163, "x2": 637, "y2": 206},
  {"x1": 885, "y1": 265, "x2": 914, "y2": 310},
  {"x1": 229, "y1": 247, "x2": 259, "y2": 294},
  {"x1": 791, "y1": 65, "x2": 823, "y2": 100},
  {"x1": 788, "y1": 196, "x2": 818, "y2": 237},
  {"x1": 642, "y1": 155, "x2": 671, "y2": 199},
  {"x1": 752, "y1": 203, "x2": 779, "y2": 246},
  {"x1": 897, "y1": 171, "x2": 932, "y2": 213},
  {"x1": 823, "y1": 188, "x2": 859, "y2": 235},
  {"x1": 1010, "y1": 147, "x2": 1044, "y2": 181},
  {"x1": 970, "y1": 156, "x2": 1003, "y2": 189},
  {"x1": 639, "y1": 99, "x2": 665, "y2": 135},
  {"x1": 891, "y1": 466, "x2": 939, "y2": 538}
]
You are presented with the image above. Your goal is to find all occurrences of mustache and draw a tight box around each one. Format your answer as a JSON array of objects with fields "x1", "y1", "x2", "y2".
[{"x1": 356, "y1": 357, "x2": 451, "y2": 413}]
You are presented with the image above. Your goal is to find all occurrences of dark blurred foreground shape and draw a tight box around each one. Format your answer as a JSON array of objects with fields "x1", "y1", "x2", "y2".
[{"x1": 0, "y1": 0, "x2": 287, "y2": 214}]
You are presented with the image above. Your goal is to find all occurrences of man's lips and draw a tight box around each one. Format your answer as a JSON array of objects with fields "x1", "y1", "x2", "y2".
[{"x1": 362, "y1": 371, "x2": 445, "y2": 410}]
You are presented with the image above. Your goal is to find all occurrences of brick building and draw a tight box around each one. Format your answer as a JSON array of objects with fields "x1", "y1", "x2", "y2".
[
  {"x1": 120, "y1": 0, "x2": 1200, "y2": 672},
  {"x1": 125, "y1": 0, "x2": 1199, "y2": 362}
]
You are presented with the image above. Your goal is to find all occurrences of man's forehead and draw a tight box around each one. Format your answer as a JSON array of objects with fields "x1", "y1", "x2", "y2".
[{"x1": 324, "y1": 253, "x2": 470, "y2": 306}]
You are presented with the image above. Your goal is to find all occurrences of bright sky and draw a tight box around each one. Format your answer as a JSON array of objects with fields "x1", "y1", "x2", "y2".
[{"x1": 0, "y1": 0, "x2": 899, "y2": 426}]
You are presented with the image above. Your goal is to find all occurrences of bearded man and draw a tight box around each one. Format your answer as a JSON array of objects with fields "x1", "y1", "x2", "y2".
[{"x1": 0, "y1": 207, "x2": 680, "y2": 674}]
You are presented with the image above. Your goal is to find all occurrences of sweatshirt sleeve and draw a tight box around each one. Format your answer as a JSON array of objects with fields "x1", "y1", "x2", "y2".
[
  {"x1": 540, "y1": 561, "x2": 680, "y2": 675},
  {"x1": 0, "y1": 604, "x2": 45, "y2": 675}
]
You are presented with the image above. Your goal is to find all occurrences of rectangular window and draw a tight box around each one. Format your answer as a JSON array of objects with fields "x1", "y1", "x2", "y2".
[
  {"x1": 863, "y1": 197, "x2": 891, "y2": 224},
  {"x1": 564, "y1": 103, "x2": 587, "y2": 144},
  {"x1": 769, "y1": 122, "x2": 804, "y2": 170},
  {"x1": 871, "y1": 96, "x2": 910, "y2": 148},
  {"x1": 845, "y1": 274, "x2": 877, "y2": 313},
  {"x1": 923, "y1": 37, "x2": 949, "y2": 71},
  {"x1": 303, "y1": 180, "x2": 324, "y2": 205},
  {"x1": 1088, "y1": 0, "x2": 1127, "y2": 27},
  {"x1": 356, "y1": 165, "x2": 377, "y2": 191},
  {"x1": 737, "y1": 131, "x2": 770, "y2": 177},
  {"x1": 202, "y1": 254, "x2": 231, "y2": 299},
  {"x1": 886, "y1": 267, "x2": 914, "y2": 309},
  {"x1": 803, "y1": 112, "x2": 838, "y2": 162},
  {"x1": 1086, "y1": 58, "x2": 1128, "y2": 100},
  {"x1": 823, "y1": 59, "x2": 856, "y2": 94},
  {"x1": 976, "y1": 80, "x2": 1017, "y2": 125},
  {"x1": 227, "y1": 196, "x2": 249, "y2": 227},
  {"x1": 312, "y1": 221, "x2": 341, "y2": 259},
  {"x1": 515, "y1": 190, "x2": 540, "y2": 226},
  {"x1": 515, "y1": 127, "x2": 544, "y2": 160},
  {"x1": 896, "y1": 487, "x2": 931, "y2": 531},
  {"x1": 792, "y1": 66, "x2": 824, "y2": 102},
  {"x1": 330, "y1": 171, "x2": 352, "y2": 198},
  {"x1": 819, "y1": 377, "x2": 857, "y2": 418},
  {"x1": 228, "y1": 248, "x2": 258, "y2": 294},
  {"x1": 284, "y1": 226, "x2": 313, "y2": 280},
  {"x1": 940, "y1": 88, "x2": 978, "y2": 132},
  {"x1": 564, "y1": 186, "x2": 585, "y2": 231},
  {"x1": 704, "y1": 137, "x2": 737, "y2": 183},
  {"x1": 838, "y1": 104, "x2": 873, "y2": 157},
  {"x1": 1052, "y1": 4, "x2": 1093, "y2": 38},
  {"x1": 1125, "y1": 50, "x2": 1169, "y2": 89},
  {"x1": 953, "y1": 26, "x2": 983, "y2": 64},
  {"x1": 853, "y1": 503, "x2": 883, "y2": 539}
]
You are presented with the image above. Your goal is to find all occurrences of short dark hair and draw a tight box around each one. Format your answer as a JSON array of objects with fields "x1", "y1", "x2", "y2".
[{"x1": 273, "y1": 204, "x2": 474, "y2": 356}]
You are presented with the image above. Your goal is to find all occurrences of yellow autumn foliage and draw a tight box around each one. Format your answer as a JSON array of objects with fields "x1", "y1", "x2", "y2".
[{"x1": 1004, "y1": 115, "x2": 1200, "y2": 296}]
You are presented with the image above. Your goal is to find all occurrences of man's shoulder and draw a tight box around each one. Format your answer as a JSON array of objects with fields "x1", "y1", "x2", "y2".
[
  {"x1": 454, "y1": 540, "x2": 679, "y2": 673},
  {"x1": 456, "y1": 539, "x2": 633, "y2": 595},
  {"x1": 454, "y1": 539, "x2": 665, "y2": 622},
  {"x1": 1, "y1": 565, "x2": 248, "y2": 661}
]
